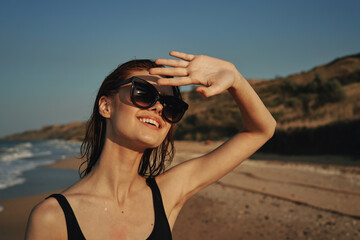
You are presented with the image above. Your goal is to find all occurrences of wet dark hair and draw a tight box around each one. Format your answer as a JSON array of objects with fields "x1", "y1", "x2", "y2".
[{"x1": 79, "y1": 59, "x2": 180, "y2": 178}]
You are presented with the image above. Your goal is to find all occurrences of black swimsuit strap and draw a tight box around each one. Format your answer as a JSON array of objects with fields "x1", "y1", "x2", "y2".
[
  {"x1": 46, "y1": 194, "x2": 86, "y2": 240},
  {"x1": 146, "y1": 177, "x2": 172, "y2": 240}
]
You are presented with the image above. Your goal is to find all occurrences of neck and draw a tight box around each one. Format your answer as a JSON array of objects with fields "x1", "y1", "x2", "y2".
[{"x1": 86, "y1": 137, "x2": 147, "y2": 202}]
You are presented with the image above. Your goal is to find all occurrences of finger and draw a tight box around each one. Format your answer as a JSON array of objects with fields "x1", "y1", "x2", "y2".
[
  {"x1": 157, "y1": 77, "x2": 193, "y2": 86},
  {"x1": 149, "y1": 67, "x2": 188, "y2": 76},
  {"x1": 155, "y1": 59, "x2": 189, "y2": 68},
  {"x1": 169, "y1": 51, "x2": 195, "y2": 61}
]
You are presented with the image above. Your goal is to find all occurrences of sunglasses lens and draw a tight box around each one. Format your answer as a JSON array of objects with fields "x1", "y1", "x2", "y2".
[
  {"x1": 162, "y1": 96, "x2": 188, "y2": 123},
  {"x1": 132, "y1": 82, "x2": 157, "y2": 108}
]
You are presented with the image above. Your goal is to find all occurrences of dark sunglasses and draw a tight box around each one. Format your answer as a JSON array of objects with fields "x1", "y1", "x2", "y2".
[{"x1": 112, "y1": 77, "x2": 188, "y2": 123}]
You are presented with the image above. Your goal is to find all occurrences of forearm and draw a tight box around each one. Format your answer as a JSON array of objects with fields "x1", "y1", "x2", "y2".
[{"x1": 228, "y1": 66, "x2": 276, "y2": 136}]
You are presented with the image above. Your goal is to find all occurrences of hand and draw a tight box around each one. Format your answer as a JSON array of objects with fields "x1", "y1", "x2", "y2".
[{"x1": 149, "y1": 51, "x2": 242, "y2": 98}]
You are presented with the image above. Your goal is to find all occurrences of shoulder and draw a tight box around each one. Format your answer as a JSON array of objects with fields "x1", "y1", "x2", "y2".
[{"x1": 25, "y1": 196, "x2": 67, "y2": 240}]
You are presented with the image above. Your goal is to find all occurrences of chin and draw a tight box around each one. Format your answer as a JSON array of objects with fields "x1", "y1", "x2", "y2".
[{"x1": 138, "y1": 136, "x2": 164, "y2": 149}]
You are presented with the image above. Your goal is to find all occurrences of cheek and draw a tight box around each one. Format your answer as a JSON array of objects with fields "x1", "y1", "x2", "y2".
[
  {"x1": 111, "y1": 93, "x2": 134, "y2": 120},
  {"x1": 118, "y1": 90, "x2": 132, "y2": 105},
  {"x1": 108, "y1": 102, "x2": 135, "y2": 132}
]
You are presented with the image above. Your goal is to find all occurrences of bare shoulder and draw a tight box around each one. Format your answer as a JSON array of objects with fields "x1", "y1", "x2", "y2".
[{"x1": 25, "y1": 197, "x2": 66, "y2": 240}]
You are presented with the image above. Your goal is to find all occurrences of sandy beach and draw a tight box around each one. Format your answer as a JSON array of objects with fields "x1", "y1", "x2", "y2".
[{"x1": 1, "y1": 141, "x2": 359, "y2": 240}]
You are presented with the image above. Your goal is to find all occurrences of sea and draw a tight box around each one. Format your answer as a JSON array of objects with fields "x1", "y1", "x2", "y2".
[{"x1": 0, "y1": 139, "x2": 81, "y2": 202}]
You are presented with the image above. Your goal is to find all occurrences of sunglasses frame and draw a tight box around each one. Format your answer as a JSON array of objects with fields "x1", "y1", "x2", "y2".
[{"x1": 112, "y1": 77, "x2": 188, "y2": 123}]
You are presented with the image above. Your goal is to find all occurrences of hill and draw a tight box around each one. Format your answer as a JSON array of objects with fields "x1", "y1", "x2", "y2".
[
  {"x1": 176, "y1": 52, "x2": 360, "y2": 139},
  {"x1": 2, "y1": 122, "x2": 85, "y2": 141},
  {"x1": 2, "y1": 53, "x2": 360, "y2": 155}
]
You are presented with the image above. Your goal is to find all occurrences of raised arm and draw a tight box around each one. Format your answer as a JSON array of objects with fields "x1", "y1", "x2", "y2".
[{"x1": 150, "y1": 51, "x2": 276, "y2": 216}]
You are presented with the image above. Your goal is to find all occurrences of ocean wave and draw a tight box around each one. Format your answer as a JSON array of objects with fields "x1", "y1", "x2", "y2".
[
  {"x1": 16, "y1": 142, "x2": 33, "y2": 148},
  {"x1": 0, "y1": 141, "x2": 54, "y2": 162},
  {"x1": 0, "y1": 149, "x2": 34, "y2": 162},
  {"x1": 0, "y1": 158, "x2": 56, "y2": 190},
  {"x1": 0, "y1": 139, "x2": 81, "y2": 190},
  {"x1": 0, "y1": 177, "x2": 25, "y2": 190}
]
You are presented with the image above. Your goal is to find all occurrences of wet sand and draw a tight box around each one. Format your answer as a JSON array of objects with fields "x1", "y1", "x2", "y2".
[{"x1": 1, "y1": 141, "x2": 360, "y2": 239}]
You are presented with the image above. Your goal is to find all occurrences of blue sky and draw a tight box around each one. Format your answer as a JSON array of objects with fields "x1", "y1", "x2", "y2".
[{"x1": 0, "y1": 0, "x2": 359, "y2": 137}]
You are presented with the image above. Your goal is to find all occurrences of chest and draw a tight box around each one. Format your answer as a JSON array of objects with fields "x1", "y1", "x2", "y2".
[
  {"x1": 86, "y1": 211, "x2": 154, "y2": 239},
  {"x1": 70, "y1": 196, "x2": 156, "y2": 239}
]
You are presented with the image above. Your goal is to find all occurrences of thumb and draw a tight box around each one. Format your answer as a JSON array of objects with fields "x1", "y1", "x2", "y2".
[{"x1": 195, "y1": 85, "x2": 220, "y2": 98}]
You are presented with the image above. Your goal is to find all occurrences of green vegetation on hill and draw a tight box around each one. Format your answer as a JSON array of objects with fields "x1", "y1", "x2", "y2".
[{"x1": 278, "y1": 74, "x2": 346, "y2": 112}]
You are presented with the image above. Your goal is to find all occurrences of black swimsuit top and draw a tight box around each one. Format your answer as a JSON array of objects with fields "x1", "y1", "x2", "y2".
[{"x1": 46, "y1": 178, "x2": 172, "y2": 240}]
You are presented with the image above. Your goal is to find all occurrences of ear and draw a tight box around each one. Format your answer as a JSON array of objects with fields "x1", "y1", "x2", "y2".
[{"x1": 99, "y1": 96, "x2": 112, "y2": 118}]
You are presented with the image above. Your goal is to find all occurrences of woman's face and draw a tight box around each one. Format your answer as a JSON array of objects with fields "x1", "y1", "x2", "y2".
[{"x1": 106, "y1": 70, "x2": 174, "y2": 150}]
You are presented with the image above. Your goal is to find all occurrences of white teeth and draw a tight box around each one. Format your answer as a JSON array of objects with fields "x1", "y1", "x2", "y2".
[{"x1": 139, "y1": 118, "x2": 160, "y2": 128}]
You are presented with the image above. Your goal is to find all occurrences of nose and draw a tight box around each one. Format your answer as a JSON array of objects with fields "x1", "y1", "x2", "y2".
[{"x1": 149, "y1": 100, "x2": 164, "y2": 115}]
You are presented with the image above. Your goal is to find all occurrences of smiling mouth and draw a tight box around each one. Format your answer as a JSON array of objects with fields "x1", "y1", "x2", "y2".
[{"x1": 139, "y1": 117, "x2": 160, "y2": 128}]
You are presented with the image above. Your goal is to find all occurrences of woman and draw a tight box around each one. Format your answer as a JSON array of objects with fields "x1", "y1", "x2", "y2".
[{"x1": 25, "y1": 51, "x2": 276, "y2": 239}]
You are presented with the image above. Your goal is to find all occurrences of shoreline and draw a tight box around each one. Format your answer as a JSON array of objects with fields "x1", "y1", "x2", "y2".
[
  {"x1": 0, "y1": 166, "x2": 79, "y2": 201},
  {"x1": 1, "y1": 141, "x2": 360, "y2": 239}
]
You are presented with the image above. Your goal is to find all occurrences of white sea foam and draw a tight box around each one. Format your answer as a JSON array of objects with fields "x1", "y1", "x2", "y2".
[
  {"x1": 0, "y1": 177, "x2": 25, "y2": 190},
  {"x1": 0, "y1": 141, "x2": 35, "y2": 162},
  {"x1": 16, "y1": 142, "x2": 33, "y2": 148},
  {"x1": 0, "y1": 158, "x2": 51, "y2": 190},
  {"x1": 0, "y1": 140, "x2": 81, "y2": 190},
  {"x1": 1, "y1": 150, "x2": 34, "y2": 162}
]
